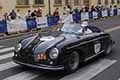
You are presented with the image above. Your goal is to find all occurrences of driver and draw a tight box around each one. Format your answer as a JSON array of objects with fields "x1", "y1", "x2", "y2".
[{"x1": 78, "y1": 21, "x2": 92, "y2": 34}]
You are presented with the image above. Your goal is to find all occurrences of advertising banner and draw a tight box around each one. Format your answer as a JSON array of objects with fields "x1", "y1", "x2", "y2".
[
  {"x1": 36, "y1": 17, "x2": 48, "y2": 28},
  {"x1": 0, "y1": 21, "x2": 7, "y2": 33},
  {"x1": 81, "y1": 12, "x2": 89, "y2": 21},
  {"x1": 93, "y1": 11, "x2": 98, "y2": 19},
  {"x1": 102, "y1": 10, "x2": 108, "y2": 17},
  {"x1": 7, "y1": 19, "x2": 27, "y2": 33}
]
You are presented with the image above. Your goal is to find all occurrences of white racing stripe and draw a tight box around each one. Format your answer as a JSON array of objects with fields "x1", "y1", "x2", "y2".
[
  {"x1": 0, "y1": 47, "x2": 15, "y2": 53},
  {"x1": 61, "y1": 59, "x2": 117, "y2": 80},
  {"x1": 0, "y1": 61, "x2": 18, "y2": 72},
  {"x1": 3, "y1": 70, "x2": 48, "y2": 80},
  {"x1": 0, "y1": 52, "x2": 14, "y2": 60}
]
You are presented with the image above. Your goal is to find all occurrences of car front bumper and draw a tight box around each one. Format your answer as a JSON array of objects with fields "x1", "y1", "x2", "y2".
[{"x1": 13, "y1": 57, "x2": 64, "y2": 70}]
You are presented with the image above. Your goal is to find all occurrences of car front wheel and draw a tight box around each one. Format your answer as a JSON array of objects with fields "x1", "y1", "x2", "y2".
[{"x1": 64, "y1": 51, "x2": 80, "y2": 73}]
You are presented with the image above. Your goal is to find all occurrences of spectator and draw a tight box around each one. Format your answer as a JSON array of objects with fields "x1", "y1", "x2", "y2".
[
  {"x1": 16, "y1": 9, "x2": 22, "y2": 19},
  {"x1": 110, "y1": 5, "x2": 113, "y2": 10},
  {"x1": 31, "y1": 10, "x2": 37, "y2": 18},
  {"x1": 113, "y1": 5, "x2": 118, "y2": 16},
  {"x1": 53, "y1": 8, "x2": 59, "y2": 16},
  {"x1": 63, "y1": 7, "x2": 67, "y2": 15},
  {"x1": 3, "y1": 12, "x2": 9, "y2": 21},
  {"x1": 84, "y1": 6, "x2": 89, "y2": 12},
  {"x1": 91, "y1": 5, "x2": 96, "y2": 12},
  {"x1": 67, "y1": 5, "x2": 73, "y2": 14},
  {"x1": 36, "y1": 8, "x2": 42, "y2": 17},
  {"x1": 73, "y1": 7, "x2": 80, "y2": 14},
  {"x1": 9, "y1": 10, "x2": 17, "y2": 20},
  {"x1": 80, "y1": 8, "x2": 84, "y2": 12},
  {"x1": 95, "y1": 6, "x2": 100, "y2": 12},
  {"x1": 25, "y1": 10, "x2": 31, "y2": 19}
]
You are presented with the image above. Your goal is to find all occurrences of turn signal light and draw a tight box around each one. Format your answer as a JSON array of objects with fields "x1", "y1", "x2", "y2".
[{"x1": 37, "y1": 54, "x2": 47, "y2": 60}]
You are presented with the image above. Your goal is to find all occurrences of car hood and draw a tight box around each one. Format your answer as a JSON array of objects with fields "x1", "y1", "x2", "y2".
[
  {"x1": 34, "y1": 36, "x2": 65, "y2": 54},
  {"x1": 20, "y1": 32, "x2": 79, "y2": 54}
]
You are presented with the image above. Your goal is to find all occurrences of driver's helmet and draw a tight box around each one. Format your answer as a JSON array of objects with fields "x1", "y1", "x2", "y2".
[{"x1": 81, "y1": 21, "x2": 88, "y2": 27}]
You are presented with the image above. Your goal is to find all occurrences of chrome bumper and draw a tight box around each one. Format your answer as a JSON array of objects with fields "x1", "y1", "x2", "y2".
[{"x1": 13, "y1": 58, "x2": 64, "y2": 70}]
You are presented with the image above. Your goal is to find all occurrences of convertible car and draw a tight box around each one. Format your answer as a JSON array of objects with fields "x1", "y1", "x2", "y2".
[{"x1": 13, "y1": 22, "x2": 115, "y2": 73}]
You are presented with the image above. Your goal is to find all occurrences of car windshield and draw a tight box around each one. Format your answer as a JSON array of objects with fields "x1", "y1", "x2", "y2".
[{"x1": 61, "y1": 23, "x2": 82, "y2": 34}]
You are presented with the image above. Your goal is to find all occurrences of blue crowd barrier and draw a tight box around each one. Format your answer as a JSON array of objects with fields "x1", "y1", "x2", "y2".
[
  {"x1": 47, "y1": 16, "x2": 59, "y2": 26},
  {"x1": 72, "y1": 13, "x2": 81, "y2": 22},
  {"x1": 113, "y1": 9, "x2": 118, "y2": 16},
  {"x1": 107, "y1": 10, "x2": 111, "y2": 16},
  {"x1": 26, "y1": 18, "x2": 37, "y2": 30},
  {"x1": 89, "y1": 12, "x2": 93, "y2": 19},
  {"x1": 0, "y1": 20, "x2": 7, "y2": 33},
  {"x1": 97, "y1": 11, "x2": 102, "y2": 18}
]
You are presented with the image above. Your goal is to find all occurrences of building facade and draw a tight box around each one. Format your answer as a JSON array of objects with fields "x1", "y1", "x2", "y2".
[{"x1": 0, "y1": 0, "x2": 120, "y2": 18}]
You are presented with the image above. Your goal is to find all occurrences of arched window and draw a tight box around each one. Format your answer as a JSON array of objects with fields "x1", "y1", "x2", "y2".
[{"x1": 17, "y1": 0, "x2": 29, "y2": 5}]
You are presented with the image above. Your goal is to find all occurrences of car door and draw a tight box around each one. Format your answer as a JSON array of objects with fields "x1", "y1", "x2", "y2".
[
  {"x1": 90, "y1": 34, "x2": 105, "y2": 56},
  {"x1": 82, "y1": 33, "x2": 103, "y2": 61}
]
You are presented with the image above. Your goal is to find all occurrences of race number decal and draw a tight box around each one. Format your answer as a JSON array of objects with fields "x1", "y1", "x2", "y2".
[{"x1": 94, "y1": 43, "x2": 101, "y2": 54}]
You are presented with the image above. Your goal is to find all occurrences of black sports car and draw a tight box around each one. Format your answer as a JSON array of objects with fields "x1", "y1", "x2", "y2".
[{"x1": 13, "y1": 22, "x2": 115, "y2": 73}]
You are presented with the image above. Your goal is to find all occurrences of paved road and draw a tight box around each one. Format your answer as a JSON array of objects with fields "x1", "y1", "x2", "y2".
[{"x1": 0, "y1": 17, "x2": 120, "y2": 80}]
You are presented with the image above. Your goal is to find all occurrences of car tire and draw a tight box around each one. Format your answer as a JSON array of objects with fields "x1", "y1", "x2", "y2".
[
  {"x1": 104, "y1": 43, "x2": 112, "y2": 55},
  {"x1": 64, "y1": 51, "x2": 80, "y2": 73}
]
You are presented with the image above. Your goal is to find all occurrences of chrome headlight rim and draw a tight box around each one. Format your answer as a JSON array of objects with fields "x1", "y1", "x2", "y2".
[
  {"x1": 15, "y1": 43, "x2": 22, "y2": 52},
  {"x1": 49, "y1": 48, "x2": 59, "y2": 60}
]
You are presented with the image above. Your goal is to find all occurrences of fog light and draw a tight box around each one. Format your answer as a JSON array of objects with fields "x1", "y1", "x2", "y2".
[{"x1": 50, "y1": 61, "x2": 53, "y2": 65}]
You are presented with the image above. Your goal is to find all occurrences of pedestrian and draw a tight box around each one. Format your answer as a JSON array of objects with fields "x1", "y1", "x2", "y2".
[
  {"x1": 113, "y1": 5, "x2": 118, "y2": 16},
  {"x1": 91, "y1": 5, "x2": 96, "y2": 12},
  {"x1": 63, "y1": 7, "x2": 67, "y2": 15},
  {"x1": 3, "y1": 12, "x2": 9, "y2": 21},
  {"x1": 53, "y1": 8, "x2": 59, "y2": 16},
  {"x1": 84, "y1": 6, "x2": 89, "y2": 12},
  {"x1": 31, "y1": 10, "x2": 37, "y2": 18},
  {"x1": 67, "y1": 5, "x2": 73, "y2": 14},
  {"x1": 73, "y1": 7, "x2": 80, "y2": 14},
  {"x1": 36, "y1": 8, "x2": 42, "y2": 17},
  {"x1": 25, "y1": 10, "x2": 31, "y2": 19},
  {"x1": 9, "y1": 10, "x2": 17, "y2": 20}
]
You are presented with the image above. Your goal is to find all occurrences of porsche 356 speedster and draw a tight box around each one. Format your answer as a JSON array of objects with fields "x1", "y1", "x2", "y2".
[{"x1": 13, "y1": 22, "x2": 115, "y2": 73}]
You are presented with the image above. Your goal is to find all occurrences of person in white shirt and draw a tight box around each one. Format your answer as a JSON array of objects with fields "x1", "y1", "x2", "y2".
[
  {"x1": 78, "y1": 21, "x2": 93, "y2": 34},
  {"x1": 25, "y1": 10, "x2": 32, "y2": 19},
  {"x1": 16, "y1": 9, "x2": 23, "y2": 19}
]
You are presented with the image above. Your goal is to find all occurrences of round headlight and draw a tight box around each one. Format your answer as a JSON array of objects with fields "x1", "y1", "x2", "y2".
[
  {"x1": 15, "y1": 43, "x2": 22, "y2": 52},
  {"x1": 49, "y1": 48, "x2": 59, "y2": 59}
]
